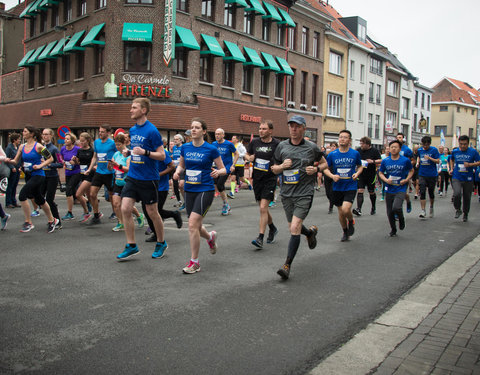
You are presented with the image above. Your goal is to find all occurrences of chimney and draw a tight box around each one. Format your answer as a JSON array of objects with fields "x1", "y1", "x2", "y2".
[{"x1": 0, "y1": 3, "x2": 5, "y2": 11}]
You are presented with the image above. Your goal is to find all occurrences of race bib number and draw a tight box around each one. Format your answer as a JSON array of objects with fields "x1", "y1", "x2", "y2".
[
  {"x1": 23, "y1": 162, "x2": 32, "y2": 172},
  {"x1": 420, "y1": 155, "x2": 429, "y2": 166},
  {"x1": 457, "y1": 163, "x2": 467, "y2": 172},
  {"x1": 185, "y1": 170, "x2": 202, "y2": 184},
  {"x1": 361, "y1": 160, "x2": 369, "y2": 168},
  {"x1": 173, "y1": 159, "x2": 180, "y2": 167},
  {"x1": 80, "y1": 165, "x2": 88, "y2": 174},
  {"x1": 115, "y1": 170, "x2": 125, "y2": 181},
  {"x1": 254, "y1": 158, "x2": 270, "y2": 172},
  {"x1": 390, "y1": 176, "x2": 401, "y2": 186},
  {"x1": 337, "y1": 168, "x2": 352, "y2": 179},
  {"x1": 131, "y1": 153, "x2": 143, "y2": 164},
  {"x1": 97, "y1": 153, "x2": 107, "y2": 163},
  {"x1": 283, "y1": 169, "x2": 299, "y2": 184},
  {"x1": 65, "y1": 161, "x2": 73, "y2": 171}
]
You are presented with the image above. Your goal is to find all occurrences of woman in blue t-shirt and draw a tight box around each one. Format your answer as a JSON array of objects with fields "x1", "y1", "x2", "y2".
[
  {"x1": 439, "y1": 147, "x2": 451, "y2": 196},
  {"x1": 173, "y1": 118, "x2": 226, "y2": 274}
]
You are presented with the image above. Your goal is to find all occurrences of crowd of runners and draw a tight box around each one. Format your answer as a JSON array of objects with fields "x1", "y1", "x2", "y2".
[{"x1": 1, "y1": 97, "x2": 480, "y2": 280}]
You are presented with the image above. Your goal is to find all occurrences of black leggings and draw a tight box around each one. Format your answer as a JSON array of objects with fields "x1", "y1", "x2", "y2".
[
  {"x1": 439, "y1": 171, "x2": 450, "y2": 192},
  {"x1": 41, "y1": 176, "x2": 60, "y2": 221},
  {"x1": 19, "y1": 175, "x2": 46, "y2": 206},
  {"x1": 386, "y1": 192, "x2": 405, "y2": 231},
  {"x1": 142, "y1": 190, "x2": 177, "y2": 237}
]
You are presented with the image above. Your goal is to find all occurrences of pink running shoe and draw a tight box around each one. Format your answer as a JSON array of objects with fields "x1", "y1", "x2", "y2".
[{"x1": 207, "y1": 231, "x2": 218, "y2": 254}]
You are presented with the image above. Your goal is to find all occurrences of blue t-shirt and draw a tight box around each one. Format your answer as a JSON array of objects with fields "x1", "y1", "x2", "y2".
[
  {"x1": 22, "y1": 142, "x2": 45, "y2": 177},
  {"x1": 451, "y1": 147, "x2": 480, "y2": 182},
  {"x1": 400, "y1": 144, "x2": 413, "y2": 158},
  {"x1": 475, "y1": 166, "x2": 480, "y2": 182},
  {"x1": 112, "y1": 151, "x2": 129, "y2": 187},
  {"x1": 417, "y1": 146, "x2": 440, "y2": 177},
  {"x1": 171, "y1": 145, "x2": 182, "y2": 166},
  {"x1": 157, "y1": 153, "x2": 172, "y2": 192},
  {"x1": 128, "y1": 120, "x2": 163, "y2": 181},
  {"x1": 181, "y1": 142, "x2": 220, "y2": 192},
  {"x1": 94, "y1": 138, "x2": 116, "y2": 175},
  {"x1": 212, "y1": 140, "x2": 236, "y2": 171},
  {"x1": 440, "y1": 154, "x2": 450, "y2": 172},
  {"x1": 326, "y1": 148, "x2": 362, "y2": 191},
  {"x1": 379, "y1": 155, "x2": 413, "y2": 194}
]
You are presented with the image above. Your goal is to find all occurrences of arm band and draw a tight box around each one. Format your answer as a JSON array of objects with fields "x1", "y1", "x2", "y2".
[
  {"x1": 145, "y1": 150, "x2": 151, "y2": 157},
  {"x1": 119, "y1": 165, "x2": 123, "y2": 171},
  {"x1": 41, "y1": 147, "x2": 52, "y2": 159}
]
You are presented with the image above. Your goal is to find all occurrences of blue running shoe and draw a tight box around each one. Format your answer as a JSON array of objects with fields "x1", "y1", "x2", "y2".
[
  {"x1": 248, "y1": 183, "x2": 253, "y2": 190},
  {"x1": 117, "y1": 244, "x2": 139, "y2": 261},
  {"x1": 1, "y1": 213, "x2": 11, "y2": 230},
  {"x1": 152, "y1": 241, "x2": 168, "y2": 259},
  {"x1": 62, "y1": 212, "x2": 75, "y2": 221},
  {"x1": 406, "y1": 201, "x2": 412, "y2": 213},
  {"x1": 178, "y1": 203, "x2": 186, "y2": 211},
  {"x1": 221, "y1": 204, "x2": 229, "y2": 216},
  {"x1": 31, "y1": 210, "x2": 40, "y2": 217},
  {"x1": 269, "y1": 201, "x2": 276, "y2": 208}
]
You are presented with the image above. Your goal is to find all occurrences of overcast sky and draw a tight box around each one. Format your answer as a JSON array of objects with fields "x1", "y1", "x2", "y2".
[{"x1": 5, "y1": 0, "x2": 480, "y2": 90}]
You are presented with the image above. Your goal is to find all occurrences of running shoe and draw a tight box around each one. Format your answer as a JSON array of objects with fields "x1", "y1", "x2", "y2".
[
  {"x1": 207, "y1": 231, "x2": 218, "y2": 254},
  {"x1": 112, "y1": 223, "x2": 124, "y2": 232},
  {"x1": 352, "y1": 208, "x2": 362, "y2": 216},
  {"x1": 235, "y1": 187, "x2": 239, "y2": 193},
  {"x1": 117, "y1": 244, "x2": 139, "y2": 261},
  {"x1": 109, "y1": 212, "x2": 117, "y2": 220},
  {"x1": 414, "y1": 195, "x2": 418, "y2": 200},
  {"x1": 328, "y1": 208, "x2": 333, "y2": 214},
  {"x1": 145, "y1": 234, "x2": 157, "y2": 242},
  {"x1": 341, "y1": 230, "x2": 349, "y2": 242},
  {"x1": 429, "y1": 207, "x2": 434, "y2": 218},
  {"x1": 406, "y1": 201, "x2": 412, "y2": 213},
  {"x1": 306, "y1": 225, "x2": 318, "y2": 249},
  {"x1": 389, "y1": 230, "x2": 397, "y2": 237},
  {"x1": 227, "y1": 192, "x2": 235, "y2": 199},
  {"x1": 269, "y1": 201, "x2": 276, "y2": 208},
  {"x1": 183, "y1": 260, "x2": 201, "y2": 274},
  {"x1": 152, "y1": 241, "x2": 168, "y2": 259},
  {"x1": 1, "y1": 213, "x2": 11, "y2": 230},
  {"x1": 31, "y1": 210, "x2": 40, "y2": 217},
  {"x1": 266, "y1": 227, "x2": 278, "y2": 244},
  {"x1": 136, "y1": 213, "x2": 145, "y2": 228},
  {"x1": 170, "y1": 195, "x2": 176, "y2": 199},
  {"x1": 173, "y1": 211, "x2": 183, "y2": 229},
  {"x1": 174, "y1": 200, "x2": 182, "y2": 207},
  {"x1": 248, "y1": 184, "x2": 253, "y2": 191},
  {"x1": 347, "y1": 219, "x2": 355, "y2": 236},
  {"x1": 463, "y1": 214, "x2": 468, "y2": 222},
  {"x1": 88, "y1": 216, "x2": 102, "y2": 225},
  {"x1": 277, "y1": 264, "x2": 290, "y2": 280},
  {"x1": 47, "y1": 218, "x2": 60, "y2": 233},
  {"x1": 399, "y1": 215, "x2": 405, "y2": 230},
  {"x1": 439, "y1": 191, "x2": 443, "y2": 197},
  {"x1": 214, "y1": 192, "x2": 220, "y2": 198},
  {"x1": 221, "y1": 204, "x2": 229, "y2": 216},
  {"x1": 370, "y1": 208, "x2": 376, "y2": 215},
  {"x1": 455, "y1": 209, "x2": 462, "y2": 219},
  {"x1": 80, "y1": 213, "x2": 91, "y2": 223},
  {"x1": 20, "y1": 222, "x2": 34, "y2": 233},
  {"x1": 145, "y1": 226, "x2": 153, "y2": 235},
  {"x1": 380, "y1": 197, "x2": 384, "y2": 202},
  {"x1": 178, "y1": 203, "x2": 185, "y2": 211},
  {"x1": 419, "y1": 210, "x2": 426, "y2": 218},
  {"x1": 251, "y1": 237, "x2": 263, "y2": 249},
  {"x1": 62, "y1": 212, "x2": 75, "y2": 221},
  {"x1": 55, "y1": 220, "x2": 63, "y2": 230}
]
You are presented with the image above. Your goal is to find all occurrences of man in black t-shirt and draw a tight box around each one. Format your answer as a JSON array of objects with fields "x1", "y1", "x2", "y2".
[
  {"x1": 245, "y1": 120, "x2": 280, "y2": 249},
  {"x1": 353, "y1": 136, "x2": 382, "y2": 216}
]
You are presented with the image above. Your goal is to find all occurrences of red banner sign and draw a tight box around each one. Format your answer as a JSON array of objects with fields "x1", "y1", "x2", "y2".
[{"x1": 240, "y1": 114, "x2": 262, "y2": 123}]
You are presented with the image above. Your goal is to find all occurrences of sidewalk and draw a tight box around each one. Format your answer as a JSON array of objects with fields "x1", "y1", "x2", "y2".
[{"x1": 310, "y1": 234, "x2": 480, "y2": 375}]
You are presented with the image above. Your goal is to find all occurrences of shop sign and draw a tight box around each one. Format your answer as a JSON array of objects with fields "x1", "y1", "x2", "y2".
[
  {"x1": 103, "y1": 73, "x2": 173, "y2": 99},
  {"x1": 40, "y1": 109, "x2": 52, "y2": 116},
  {"x1": 118, "y1": 83, "x2": 172, "y2": 98},
  {"x1": 240, "y1": 114, "x2": 262, "y2": 123},
  {"x1": 163, "y1": 0, "x2": 176, "y2": 67}
]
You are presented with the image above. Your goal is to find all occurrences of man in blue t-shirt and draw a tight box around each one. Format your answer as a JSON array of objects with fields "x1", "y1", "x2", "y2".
[
  {"x1": 416, "y1": 135, "x2": 440, "y2": 219},
  {"x1": 212, "y1": 128, "x2": 238, "y2": 216},
  {"x1": 116, "y1": 98, "x2": 167, "y2": 261},
  {"x1": 396, "y1": 132, "x2": 414, "y2": 213},
  {"x1": 324, "y1": 129, "x2": 363, "y2": 242},
  {"x1": 449, "y1": 135, "x2": 480, "y2": 221},
  {"x1": 379, "y1": 140, "x2": 414, "y2": 237}
]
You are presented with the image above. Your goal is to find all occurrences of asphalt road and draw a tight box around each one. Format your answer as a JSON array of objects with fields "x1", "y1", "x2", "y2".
[{"x1": 1, "y1": 187, "x2": 479, "y2": 374}]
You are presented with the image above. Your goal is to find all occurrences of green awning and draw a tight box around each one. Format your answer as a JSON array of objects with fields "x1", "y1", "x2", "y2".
[
  {"x1": 27, "y1": 0, "x2": 43, "y2": 15},
  {"x1": 245, "y1": 0, "x2": 266, "y2": 15},
  {"x1": 225, "y1": 0, "x2": 248, "y2": 7},
  {"x1": 223, "y1": 41, "x2": 246, "y2": 62},
  {"x1": 50, "y1": 38, "x2": 66, "y2": 56},
  {"x1": 243, "y1": 47, "x2": 264, "y2": 67},
  {"x1": 38, "y1": 40, "x2": 58, "y2": 61},
  {"x1": 27, "y1": 45, "x2": 46, "y2": 64},
  {"x1": 175, "y1": 26, "x2": 200, "y2": 50},
  {"x1": 122, "y1": 23, "x2": 153, "y2": 42},
  {"x1": 39, "y1": 0, "x2": 59, "y2": 8},
  {"x1": 277, "y1": 7, "x2": 295, "y2": 27},
  {"x1": 63, "y1": 30, "x2": 86, "y2": 52},
  {"x1": 19, "y1": 1, "x2": 36, "y2": 18},
  {"x1": 275, "y1": 56, "x2": 294, "y2": 75},
  {"x1": 80, "y1": 23, "x2": 105, "y2": 47},
  {"x1": 260, "y1": 52, "x2": 280, "y2": 72},
  {"x1": 262, "y1": 2, "x2": 282, "y2": 21},
  {"x1": 18, "y1": 50, "x2": 36, "y2": 67},
  {"x1": 200, "y1": 34, "x2": 225, "y2": 57}
]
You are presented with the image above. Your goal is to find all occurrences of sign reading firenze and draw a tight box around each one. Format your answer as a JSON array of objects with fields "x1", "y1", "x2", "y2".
[
  {"x1": 118, "y1": 83, "x2": 172, "y2": 98},
  {"x1": 163, "y1": 0, "x2": 176, "y2": 67}
]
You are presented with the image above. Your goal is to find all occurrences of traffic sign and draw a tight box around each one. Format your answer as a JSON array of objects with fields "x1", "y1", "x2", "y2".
[{"x1": 57, "y1": 125, "x2": 71, "y2": 139}]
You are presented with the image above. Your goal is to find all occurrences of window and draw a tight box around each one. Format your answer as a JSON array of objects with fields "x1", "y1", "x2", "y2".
[
  {"x1": 402, "y1": 97, "x2": 410, "y2": 119},
  {"x1": 359, "y1": 94, "x2": 364, "y2": 121},
  {"x1": 94, "y1": 46, "x2": 105, "y2": 75},
  {"x1": 29, "y1": 18, "x2": 36, "y2": 37},
  {"x1": 242, "y1": 66, "x2": 253, "y2": 92},
  {"x1": 329, "y1": 51, "x2": 342, "y2": 75},
  {"x1": 375, "y1": 115, "x2": 380, "y2": 139},
  {"x1": 401, "y1": 78, "x2": 410, "y2": 90},
  {"x1": 202, "y1": 0, "x2": 214, "y2": 20},
  {"x1": 472, "y1": 109, "x2": 475, "y2": 115},
  {"x1": 312, "y1": 31, "x2": 319, "y2": 58},
  {"x1": 277, "y1": 24, "x2": 285, "y2": 46},
  {"x1": 367, "y1": 113, "x2": 373, "y2": 137},
  {"x1": 287, "y1": 27, "x2": 295, "y2": 50},
  {"x1": 421, "y1": 93, "x2": 425, "y2": 109},
  {"x1": 51, "y1": 5, "x2": 59, "y2": 27},
  {"x1": 376, "y1": 84, "x2": 381, "y2": 104},
  {"x1": 327, "y1": 93, "x2": 342, "y2": 117},
  {"x1": 260, "y1": 70, "x2": 268, "y2": 96},
  {"x1": 469, "y1": 128, "x2": 474, "y2": 139},
  {"x1": 439, "y1": 105, "x2": 448, "y2": 112},
  {"x1": 387, "y1": 80, "x2": 398, "y2": 97},
  {"x1": 414, "y1": 90, "x2": 418, "y2": 107},
  {"x1": 172, "y1": 48, "x2": 187, "y2": 78},
  {"x1": 349, "y1": 60, "x2": 355, "y2": 80},
  {"x1": 38, "y1": 64, "x2": 45, "y2": 87},
  {"x1": 368, "y1": 82, "x2": 374, "y2": 103},
  {"x1": 370, "y1": 57, "x2": 382, "y2": 75},
  {"x1": 124, "y1": 43, "x2": 151, "y2": 72},
  {"x1": 224, "y1": 4, "x2": 235, "y2": 28},
  {"x1": 262, "y1": 18, "x2": 271, "y2": 41},
  {"x1": 78, "y1": 0, "x2": 87, "y2": 16},
  {"x1": 286, "y1": 70, "x2": 295, "y2": 102},
  {"x1": 348, "y1": 91, "x2": 354, "y2": 120},
  {"x1": 427, "y1": 95, "x2": 431, "y2": 110},
  {"x1": 28, "y1": 67, "x2": 35, "y2": 89},
  {"x1": 96, "y1": 0, "x2": 107, "y2": 9},
  {"x1": 360, "y1": 64, "x2": 365, "y2": 83},
  {"x1": 402, "y1": 125, "x2": 409, "y2": 140},
  {"x1": 414, "y1": 114, "x2": 418, "y2": 131},
  {"x1": 64, "y1": 0, "x2": 72, "y2": 22},
  {"x1": 386, "y1": 111, "x2": 397, "y2": 130},
  {"x1": 358, "y1": 23, "x2": 366, "y2": 42},
  {"x1": 457, "y1": 106, "x2": 460, "y2": 113},
  {"x1": 177, "y1": 0, "x2": 188, "y2": 12},
  {"x1": 223, "y1": 61, "x2": 234, "y2": 88},
  {"x1": 312, "y1": 74, "x2": 318, "y2": 106},
  {"x1": 61, "y1": 55, "x2": 70, "y2": 82},
  {"x1": 39, "y1": 12, "x2": 47, "y2": 33},
  {"x1": 49, "y1": 60, "x2": 57, "y2": 84},
  {"x1": 244, "y1": 12, "x2": 254, "y2": 35},
  {"x1": 126, "y1": 0, "x2": 153, "y2": 3},
  {"x1": 199, "y1": 55, "x2": 213, "y2": 83},
  {"x1": 300, "y1": 71, "x2": 307, "y2": 104},
  {"x1": 75, "y1": 51, "x2": 84, "y2": 79},
  {"x1": 275, "y1": 74, "x2": 284, "y2": 98},
  {"x1": 301, "y1": 27, "x2": 308, "y2": 55}
]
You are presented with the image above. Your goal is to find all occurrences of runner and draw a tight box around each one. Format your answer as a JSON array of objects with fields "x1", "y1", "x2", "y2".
[
  {"x1": 229, "y1": 135, "x2": 252, "y2": 198},
  {"x1": 271, "y1": 115, "x2": 327, "y2": 280},
  {"x1": 116, "y1": 98, "x2": 167, "y2": 261},
  {"x1": 449, "y1": 135, "x2": 480, "y2": 222},
  {"x1": 245, "y1": 120, "x2": 280, "y2": 249},
  {"x1": 212, "y1": 128, "x2": 238, "y2": 215},
  {"x1": 0, "y1": 145, "x2": 11, "y2": 229},
  {"x1": 378, "y1": 140, "x2": 414, "y2": 237},
  {"x1": 380, "y1": 145, "x2": 390, "y2": 201},
  {"x1": 439, "y1": 147, "x2": 451, "y2": 197},
  {"x1": 416, "y1": 135, "x2": 440, "y2": 219},
  {"x1": 5, "y1": 132, "x2": 21, "y2": 208},
  {"x1": 60, "y1": 133, "x2": 81, "y2": 221},
  {"x1": 173, "y1": 118, "x2": 226, "y2": 274},
  {"x1": 396, "y1": 132, "x2": 414, "y2": 213},
  {"x1": 171, "y1": 134, "x2": 185, "y2": 208},
  {"x1": 5, "y1": 126, "x2": 59, "y2": 233},
  {"x1": 85, "y1": 125, "x2": 117, "y2": 225},
  {"x1": 324, "y1": 130, "x2": 364, "y2": 242},
  {"x1": 352, "y1": 137, "x2": 382, "y2": 216},
  {"x1": 71, "y1": 132, "x2": 94, "y2": 223},
  {"x1": 324, "y1": 142, "x2": 338, "y2": 213}
]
